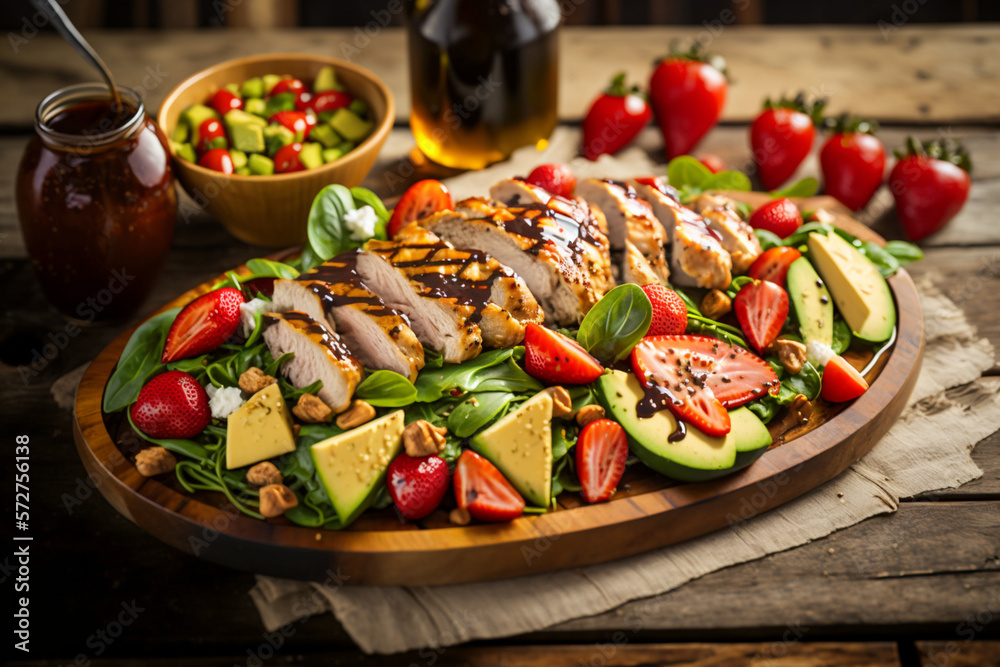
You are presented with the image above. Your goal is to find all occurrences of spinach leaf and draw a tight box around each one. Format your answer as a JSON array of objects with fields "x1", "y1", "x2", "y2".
[
  {"x1": 832, "y1": 318, "x2": 852, "y2": 355},
  {"x1": 771, "y1": 177, "x2": 819, "y2": 198},
  {"x1": 667, "y1": 155, "x2": 712, "y2": 190},
  {"x1": 355, "y1": 370, "x2": 418, "y2": 407},
  {"x1": 781, "y1": 222, "x2": 833, "y2": 248},
  {"x1": 412, "y1": 348, "x2": 516, "y2": 402},
  {"x1": 304, "y1": 184, "x2": 357, "y2": 270},
  {"x1": 103, "y1": 307, "x2": 180, "y2": 413},
  {"x1": 126, "y1": 410, "x2": 211, "y2": 462},
  {"x1": 861, "y1": 241, "x2": 901, "y2": 278},
  {"x1": 577, "y1": 284, "x2": 652, "y2": 364},
  {"x1": 884, "y1": 240, "x2": 924, "y2": 265},
  {"x1": 463, "y1": 359, "x2": 543, "y2": 394},
  {"x1": 748, "y1": 396, "x2": 781, "y2": 424},
  {"x1": 784, "y1": 361, "x2": 822, "y2": 401},
  {"x1": 703, "y1": 170, "x2": 752, "y2": 192},
  {"x1": 244, "y1": 258, "x2": 299, "y2": 279},
  {"x1": 755, "y1": 228, "x2": 784, "y2": 252},
  {"x1": 447, "y1": 391, "x2": 518, "y2": 438}
]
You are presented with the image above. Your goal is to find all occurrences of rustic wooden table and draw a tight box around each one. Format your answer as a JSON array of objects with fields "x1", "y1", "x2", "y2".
[{"x1": 2, "y1": 26, "x2": 998, "y2": 666}]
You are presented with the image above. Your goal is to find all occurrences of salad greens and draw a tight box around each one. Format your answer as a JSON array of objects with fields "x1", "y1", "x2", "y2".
[
  {"x1": 104, "y1": 308, "x2": 181, "y2": 413},
  {"x1": 301, "y1": 185, "x2": 389, "y2": 271},
  {"x1": 577, "y1": 284, "x2": 652, "y2": 364},
  {"x1": 666, "y1": 155, "x2": 752, "y2": 203},
  {"x1": 778, "y1": 222, "x2": 923, "y2": 278}
]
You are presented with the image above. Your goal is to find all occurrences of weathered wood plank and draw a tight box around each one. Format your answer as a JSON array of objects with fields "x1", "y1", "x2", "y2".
[
  {"x1": 0, "y1": 26, "x2": 997, "y2": 129},
  {"x1": 917, "y1": 641, "x2": 1000, "y2": 667}
]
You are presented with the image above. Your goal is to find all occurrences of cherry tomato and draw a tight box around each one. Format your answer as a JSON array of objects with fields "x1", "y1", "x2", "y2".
[
  {"x1": 274, "y1": 143, "x2": 305, "y2": 173},
  {"x1": 198, "y1": 148, "x2": 234, "y2": 174},
  {"x1": 270, "y1": 78, "x2": 311, "y2": 110},
  {"x1": 307, "y1": 90, "x2": 353, "y2": 114},
  {"x1": 387, "y1": 180, "x2": 454, "y2": 238},
  {"x1": 821, "y1": 355, "x2": 869, "y2": 402},
  {"x1": 196, "y1": 118, "x2": 228, "y2": 153},
  {"x1": 746, "y1": 247, "x2": 802, "y2": 287},
  {"x1": 209, "y1": 89, "x2": 242, "y2": 116},
  {"x1": 269, "y1": 110, "x2": 311, "y2": 141}
]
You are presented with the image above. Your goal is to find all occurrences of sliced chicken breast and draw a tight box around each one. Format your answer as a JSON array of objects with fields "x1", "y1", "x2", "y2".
[
  {"x1": 631, "y1": 179, "x2": 733, "y2": 289},
  {"x1": 622, "y1": 240, "x2": 662, "y2": 286},
  {"x1": 262, "y1": 311, "x2": 362, "y2": 413},
  {"x1": 575, "y1": 178, "x2": 671, "y2": 284},
  {"x1": 691, "y1": 193, "x2": 762, "y2": 274},
  {"x1": 271, "y1": 252, "x2": 424, "y2": 382}
]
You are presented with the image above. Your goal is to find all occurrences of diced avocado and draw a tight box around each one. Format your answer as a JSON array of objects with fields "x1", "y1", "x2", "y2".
[
  {"x1": 262, "y1": 74, "x2": 282, "y2": 95},
  {"x1": 224, "y1": 82, "x2": 241, "y2": 96},
  {"x1": 248, "y1": 153, "x2": 275, "y2": 175},
  {"x1": 307, "y1": 123, "x2": 342, "y2": 149},
  {"x1": 229, "y1": 149, "x2": 248, "y2": 170},
  {"x1": 264, "y1": 92, "x2": 297, "y2": 118},
  {"x1": 179, "y1": 103, "x2": 219, "y2": 145},
  {"x1": 170, "y1": 122, "x2": 189, "y2": 143},
  {"x1": 224, "y1": 110, "x2": 266, "y2": 153},
  {"x1": 240, "y1": 76, "x2": 265, "y2": 99},
  {"x1": 263, "y1": 123, "x2": 295, "y2": 156},
  {"x1": 172, "y1": 141, "x2": 197, "y2": 164},
  {"x1": 313, "y1": 65, "x2": 342, "y2": 93},
  {"x1": 595, "y1": 370, "x2": 771, "y2": 482},
  {"x1": 224, "y1": 109, "x2": 267, "y2": 128},
  {"x1": 329, "y1": 108, "x2": 373, "y2": 142},
  {"x1": 310, "y1": 410, "x2": 405, "y2": 526},
  {"x1": 807, "y1": 232, "x2": 895, "y2": 343},
  {"x1": 469, "y1": 390, "x2": 553, "y2": 506},
  {"x1": 322, "y1": 147, "x2": 345, "y2": 163},
  {"x1": 334, "y1": 140, "x2": 356, "y2": 154},
  {"x1": 787, "y1": 256, "x2": 834, "y2": 347},
  {"x1": 244, "y1": 97, "x2": 267, "y2": 118},
  {"x1": 226, "y1": 384, "x2": 297, "y2": 469},
  {"x1": 299, "y1": 142, "x2": 324, "y2": 170},
  {"x1": 235, "y1": 166, "x2": 252, "y2": 176},
  {"x1": 317, "y1": 110, "x2": 337, "y2": 124},
  {"x1": 348, "y1": 99, "x2": 368, "y2": 117}
]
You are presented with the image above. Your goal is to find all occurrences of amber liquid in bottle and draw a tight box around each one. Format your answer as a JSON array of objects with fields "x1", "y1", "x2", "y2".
[{"x1": 407, "y1": 0, "x2": 560, "y2": 170}]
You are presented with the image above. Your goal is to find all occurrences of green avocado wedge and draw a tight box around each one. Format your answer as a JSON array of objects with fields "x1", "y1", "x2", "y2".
[{"x1": 787, "y1": 256, "x2": 834, "y2": 347}]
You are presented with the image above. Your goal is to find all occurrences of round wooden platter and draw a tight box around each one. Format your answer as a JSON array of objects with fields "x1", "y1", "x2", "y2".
[{"x1": 73, "y1": 195, "x2": 924, "y2": 586}]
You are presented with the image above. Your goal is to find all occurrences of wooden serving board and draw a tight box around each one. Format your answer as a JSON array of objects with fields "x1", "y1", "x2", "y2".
[{"x1": 72, "y1": 196, "x2": 924, "y2": 586}]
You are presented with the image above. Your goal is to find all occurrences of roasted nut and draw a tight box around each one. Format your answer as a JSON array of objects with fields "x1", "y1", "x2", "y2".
[
  {"x1": 701, "y1": 289, "x2": 732, "y2": 320},
  {"x1": 246, "y1": 461, "x2": 283, "y2": 487},
  {"x1": 780, "y1": 394, "x2": 814, "y2": 430},
  {"x1": 135, "y1": 447, "x2": 176, "y2": 477},
  {"x1": 808, "y1": 208, "x2": 837, "y2": 223},
  {"x1": 575, "y1": 404, "x2": 606, "y2": 427},
  {"x1": 292, "y1": 424, "x2": 301, "y2": 438},
  {"x1": 335, "y1": 399, "x2": 376, "y2": 430},
  {"x1": 546, "y1": 386, "x2": 574, "y2": 419},
  {"x1": 239, "y1": 366, "x2": 276, "y2": 394},
  {"x1": 403, "y1": 419, "x2": 448, "y2": 457},
  {"x1": 293, "y1": 393, "x2": 333, "y2": 424},
  {"x1": 772, "y1": 337, "x2": 808, "y2": 375},
  {"x1": 449, "y1": 508, "x2": 471, "y2": 526},
  {"x1": 259, "y1": 484, "x2": 299, "y2": 518}
]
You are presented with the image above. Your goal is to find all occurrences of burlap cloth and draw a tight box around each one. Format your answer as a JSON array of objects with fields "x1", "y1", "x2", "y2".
[{"x1": 55, "y1": 130, "x2": 999, "y2": 654}]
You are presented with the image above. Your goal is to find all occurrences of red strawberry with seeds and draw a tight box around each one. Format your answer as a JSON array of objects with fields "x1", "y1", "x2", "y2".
[
  {"x1": 387, "y1": 453, "x2": 449, "y2": 520},
  {"x1": 641, "y1": 284, "x2": 688, "y2": 336},
  {"x1": 649, "y1": 44, "x2": 728, "y2": 159},
  {"x1": 750, "y1": 93, "x2": 825, "y2": 191},
  {"x1": 733, "y1": 280, "x2": 790, "y2": 354},
  {"x1": 453, "y1": 450, "x2": 525, "y2": 522},
  {"x1": 130, "y1": 370, "x2": 211, "y2": 439},
  {"x1": 525, "y1": 163, "x2": 576, "y2": 198},
  {"x1": 820, "y1": 115, "x2": 886, "y2": 211},
  {"x1": 582, "y1": 73, "x2": 652, "y2": 160},
  {"x1": 889, "y1": 137, "x2": 971, "y2": 241},
  {"x1": 748, "y1": 198, "x2": 803, "y2": 239},
  {"x1": 523, "y1": 323, "x2": 604, "y2": 385},
  {"x1": 576, "y1": 419, "x2": 629, "y2": 503},
  {"x1": 162, "y1": 287, "x2": 244, "y2": 363}
]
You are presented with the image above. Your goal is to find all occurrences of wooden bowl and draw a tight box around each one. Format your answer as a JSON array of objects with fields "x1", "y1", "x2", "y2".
[{"x1": 157, "y1": 53, "x2": 395, "y2": 247}]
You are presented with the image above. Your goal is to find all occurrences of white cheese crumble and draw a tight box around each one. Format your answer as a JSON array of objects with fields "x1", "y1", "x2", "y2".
[
  {"x1": 807, "y1": 340, "x2": 836, "y2": 369},
  {"x1": 205, "y1": 383, "x2": 245, "y2": 419},
  {"x1": 344, "y1": 205, "x2": 378, "y2": 241},
  {"x1": 239, "y1": 298, "x2": 270, "y2": 336}
]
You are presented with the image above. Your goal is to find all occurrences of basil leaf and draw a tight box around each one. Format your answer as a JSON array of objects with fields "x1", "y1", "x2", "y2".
[
  {"x1": 447, "y1": 391, "x2": 517, "y2": 438},
  {"x1": 703, "y1": 170, "x2": 752, "y2": 192},
  {"x1": 832, "y1": 318, "x2": 852, "y2": 355},
  {"x1": 770, "y1": 177, "x2": 819, "y2": 199},
  {"x1": 244, "y1": 258, "x2": 299, "y2": 279},
  {"x1": 755, "y1": 228, "x2": 784, "y2": 252},
  {"x1": 860, "y1": 241, "x2": 901, "y2": 278},
  {"x1": 412, "y1": 348, "x2": 516, "y2": 402},
  {"x1": 305, "y1": 184, "x2": 357, "y2": 269},
  {"x1": 103, "y1": 307, "x2": 180, "y2": 413},
  {"x1": 884, "y1": 240, "x2": 924, "y2": 265},
  {"x1": 667, "y1": 155, "x2": 713, "y2": 190},
  {"x1": 355, "y1": 370, "x2": 417, "y2": 407},
  {"x1": 781, "y1": 222, "x2": 834, "y2": 248},
  {"x1": 577, "y1": 284, "x2": 652, "y2": 364}
]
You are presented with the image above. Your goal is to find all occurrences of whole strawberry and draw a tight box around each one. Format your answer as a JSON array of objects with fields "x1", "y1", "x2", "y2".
[
  {"x1": 640, "y1": 284, "x2": 687, "y2": 336},
  {"x1": 526, "y1": 163, "x2": 577, "y2": 198},
  {"x1": 820, "y1": 115, "x2": 886, "y2": 211},
  {"x1": 131, "y1": 371, "x2": 211, "y2": 439},
  {"x1": 889, "y1": 137, "x2": 971, "y2": 241},
  {"x1": 750, "y1": 93, "x2": 825, "y2": 191},
  {"x1": 162, "y1": 287, "x2": 244, "y2": 363},
  {"x1": 387, "y1": 453, "x2": 449, "y2": 520},
  {"x1": 748, "y1": 198, "x2": 803, "y2": 239},
  {"x1": 649, "y1": 44, "x2": 727, "y2": 159},
  {"x1": 582, "y1": 73, "x2": 651, "y2": 160}
]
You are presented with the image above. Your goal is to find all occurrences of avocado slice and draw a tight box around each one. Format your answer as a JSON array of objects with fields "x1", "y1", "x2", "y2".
[
  {"x1": 313, "y1": 65, "x2": 342, "y2": 93},
  {"x1": 224, "y1": 109, "x2": 267, "y2": 154},
  {"x1": 229, "y1": 149, "x2": 248, "y2": 170},
  {"x1": 308, "y1": 124, "x2": 342, "y2": 149},
  {"x1": 263, "y1": 123, "x2": 295, "y2": 156},
  {"x1": 224, "y1": 82, "x2": 241, "y2": 96},
  {"x1": 299, "y1": 142, "x2": 324, "y2": 170},
  {"x1": 310, "y1": 410, "x2": 405, "y2": 526},
  {"x1": 170, "y1": 122, "x2": 189, "y2": 143},
  {"x1": 322, "y1": 147, "x2": 345, "y2": 163},
  {"x1": 244, "y1": 97, "x2": 267, "y2": 118},
  {"x1": 807, "y1": 233, "x2": 895, "y2": 342},
  {"x1": 348, "y1": 99, "x2": 369, "y2": 117},
  {"x1": 594, "y1": 370, "x2": 771, "y2": 482},
  {"x1": 329, "y1": 108, "x2": 374, "y2": 142},
  {"x1": 179, "y1": 103, "x2": 219, "y2": 146},
  {"x1": 469, "y1": 390, "x2": 553, "y2": 506},
  {"x1": 247, "y1": 153, "x2": 275, "y2": 175},
  {"x1": 171, "y1": 141, "x2": 197, "y2": 164},
  {"x1": 262, "y1": 74, "x2": 282, "y2": 96},
  {"x1": 240, "y1": 76, "x2": 265, "y2": 99},
  {"x1": 787, "y1": 256, "x2": 834, "y2": 347}
]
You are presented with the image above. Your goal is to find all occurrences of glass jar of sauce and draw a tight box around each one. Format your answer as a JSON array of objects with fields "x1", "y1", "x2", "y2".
[
  {"x1": 16, "y1": 84, "x2": 176, "y2": 322},
  {"x1": 407, "y1": 0, "x2": 560, "y2": 170}
]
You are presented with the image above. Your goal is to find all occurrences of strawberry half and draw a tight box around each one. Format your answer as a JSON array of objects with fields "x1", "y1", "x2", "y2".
[
  {"x1": 733, "y1": 280, "x2": 789, "y2": 354},
  {"x1": 130, "y1": 370, "x2": 211, "y2": 439},
  {"x1": 162, "y1": 287, "x2": 244, "y2": 363},
  {"x1": 387, "y1": 453, "x2": 449, "y2": 520},
  {"x1": 641, "y1": 284, "x2": 688, "y2": 336},
  {"x1": 630, "y1": 335, "x2": 779, "y2": 437},
  {"x1": 523, "y1": 323, "x2": 604, "y2": 385},
  {"x1": 576, "y1": 418, "x2": 629, "y2": 503},
  {"x1": 453, "y1": 450, "x2": 525, "y2": 522}
]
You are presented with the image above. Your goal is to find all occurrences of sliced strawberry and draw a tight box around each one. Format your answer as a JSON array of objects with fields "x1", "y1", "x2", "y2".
[
  {"x1": 387, "y1": 454, "x2": 449, "y2": 520},
  {"x1": 733, "y1": 280, "x2": 789, "y2": 353},
  {"x1": 130, "y1": 370, "x2": 211, "y2": 439},
  {"x1": 641, "y1": 284, "x2": 688, "y2": 336},
  {"x1": 576, "y1": 419, "x2": 629, "y2": 503},
  {"x1": 162, "y1": 287, "x2": 244, "y2": 363},
  {"x1": 821, "y1": 355, "x2": 869, "y2": 402},
  {"x1": 523, "y1": 322, "x2": 604, "y2": 385},
  {"x1": 747, "y1": 247, "x2": 802, "y2": 287},
  {"x1": 705, "y1": 345, "x2": 782, "y2": 407},
  {"x1": 453, "y1": 451, "x2": 525, "y2": 522}
]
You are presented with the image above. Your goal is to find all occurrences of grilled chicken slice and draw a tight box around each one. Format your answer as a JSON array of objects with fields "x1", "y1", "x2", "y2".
[
  {"x1": 623, "y1": 240, "x2": 663, "y2": 286},
  {"x1": 575, "y1": 178, "x2": 671, "y2": 284},
  {"x1": 691, "y1": 193, "x2": 762, "y2": 274},
  {"x1": 424, "y1": 198, "x2": 610, "y2": 326},
  {"x1": 271, "y1": 253, "x2": 424, "y2": 382},
  {"x1": 631, "y1": 179, "x2": 732, "y2": 289},
  {"x1": 262, "y1": 311, "x2": 362, "y2": 413}
]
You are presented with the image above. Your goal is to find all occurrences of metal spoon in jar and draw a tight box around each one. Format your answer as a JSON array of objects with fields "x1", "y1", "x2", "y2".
[{"x1": 30, "y1": 0, "x2": 124, "y2": 112}]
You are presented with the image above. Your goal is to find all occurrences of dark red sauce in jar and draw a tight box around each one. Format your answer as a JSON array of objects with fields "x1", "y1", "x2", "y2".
[{"x1": 16, "y1": 84, "x2": 176, "y2": 321}]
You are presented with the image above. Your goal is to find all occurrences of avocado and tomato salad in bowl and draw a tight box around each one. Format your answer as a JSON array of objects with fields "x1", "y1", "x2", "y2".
[
  {"x1": 170, "y1": 65, "x2": 376, "y2": 176},
  {"x1": 101, "y1": 167, "x2": 921, "y2": 531}
]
